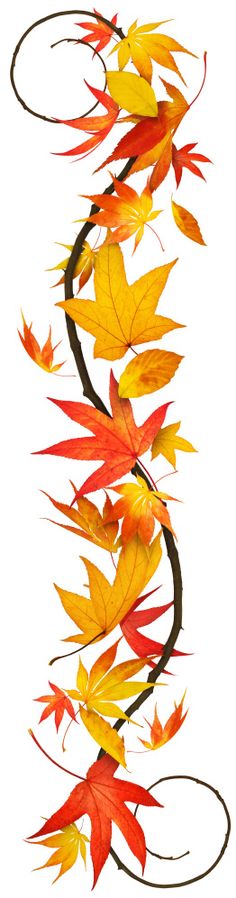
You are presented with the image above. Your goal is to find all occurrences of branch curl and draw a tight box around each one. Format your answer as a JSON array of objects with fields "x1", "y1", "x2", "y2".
[{"x1": 110, "y1": 775, "x2": 231, "y2": 888}]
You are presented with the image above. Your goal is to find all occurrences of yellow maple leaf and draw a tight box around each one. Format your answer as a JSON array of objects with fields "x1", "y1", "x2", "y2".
[
  {"x1": 66, "y1": 640, "x2": 162, "y2": 765},
  {"x1": 57, "y1": 243, "x2": 181, "y2": 362},
  {"x1": 109, "y1": 20, "x2": 196, "y2": 85},
  {"x1": 47, "y1": 240, "x2": 96, "y2": 291},
  {"x1": 54, "y1": 533, "x2": 162, "y2": 645},
  {"x1": 31, "y1": 823, "x2": 89, "y2": 883},
  {"x1": 152, "y1": 421, "x2": 196, "y2": 467}
]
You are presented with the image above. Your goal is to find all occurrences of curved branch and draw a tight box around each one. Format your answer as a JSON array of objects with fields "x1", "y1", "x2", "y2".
[
  {"x1": 10, "y1": 10, "x2": 125, "y2": 123},
  {"x1": 110, "y1": 775, "x2": 231, "y2": 888}
]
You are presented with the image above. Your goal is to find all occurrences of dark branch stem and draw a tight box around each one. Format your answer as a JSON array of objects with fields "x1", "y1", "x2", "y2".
[
  {"x1": 11, "y1": 14, "x2": 231, "y2": 889},
  {"x1": 10, "y1": 10, "x2": 125, "y2": 123},
  {"x1": 110, "y1": 775, "x2": 231, "y2": 888}
]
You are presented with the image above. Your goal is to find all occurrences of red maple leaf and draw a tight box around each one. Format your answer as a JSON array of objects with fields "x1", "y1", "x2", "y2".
[
  {"x1": 55, "y1": 83, "x2": 119, "y2": 159},
  {"x1": 172, "y1": 142, "x2": 212, "y2": 187},
  {"x1": 35, "y1": 371, "x2": 170, "y2": 500},
  {"x1": 35, "y1": 682, "x2": 76, "y2": 732},
  {"x1": 76, "y1": 9, "x2": 118, "y2": 54},
  {"x1": 28, "y1": 753, "x2": 161, "y2": 886},
  {"x1": 120, "y1": 590, "x2": 187, "y2": 666}
]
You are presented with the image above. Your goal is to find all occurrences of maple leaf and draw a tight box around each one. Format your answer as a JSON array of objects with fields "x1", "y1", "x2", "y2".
[
  {"x1": 31, "y1": 823, "x2": 89, "y2": 883},
  {"x1": 43, "y1": 486, "x2": 120, "y2": 552},
  {"x1": 55, "y1": 83, "x2": 119, "y2": 159},
  {"x1": 172, "y1": 142, "x2": 212, "y2": 188},
  {"x1": 139, "y1": 692, "x2": 188, "y2": 749},
  {"x1": 35, "y1": 682, "x2": 76, "y2": 732},
  {"x1": 98, "y1": 79, "x2": 188, "y2": 171},
  {"x1": 66, "y1": 640, "x2": 162, "y2": 765},
  {"x1": 28, "y1": 753, "x2": 161, "y2": 887},
  {"x1": 35, "y1": 370, "x2": 170, "y2": 498},
  {"x1": 76, "y1": 9, "x2": 118, "y2": 54},
  {"x1": 54, "y1": 532, "x2": 162, "y2": 646},
  {"x1": 152, "y1": 421, "x2": 196, "y2": 468},
  {"x1": 120, "y1": 591, "x2": 186, "y2": 664},
  {"x1": 57, "y1": 244, "x2": 181, "y2": 361},
  {"x1": 78, "y1": 177, "x2": 162, "y2": 252},
  {"x1": 107, "y1": 475, "x2": 177, "y2": 544},
  {"x1": 18, "y1": 313, "x2": 65, "y2": 373},
  {"x1": 47, "y1": 240, "x2": 96, "y2": 291},
  {"x1": 171, "y1": 197, "x2": 206, "y2": 245},
  {"x1": 109, "y1": 19, "x2": 196, "y2": 85}
]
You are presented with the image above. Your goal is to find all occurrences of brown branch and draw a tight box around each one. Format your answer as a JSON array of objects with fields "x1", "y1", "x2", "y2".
[
  {"x1": 110, "y1": 775, "x2": 231, "y2": 888},
  {"x1": 10, "y1": 10, "x2": 124, "y2": 123}
]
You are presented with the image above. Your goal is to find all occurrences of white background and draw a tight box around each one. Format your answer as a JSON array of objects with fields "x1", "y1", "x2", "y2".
[{"x1": 1, "y1": 1, "x2": 236, "y2": 896}]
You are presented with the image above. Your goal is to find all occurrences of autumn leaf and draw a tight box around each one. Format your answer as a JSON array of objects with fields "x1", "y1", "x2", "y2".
[
  {"x1": 119, "y1": 348, "x2": 183, "y2": 398},
  {"x1": 97, "y1": 79, "x2": 188, "y2": 171},
  {"x1": 152, "y1": 421, "x2": 196, "y2": 468},
  {"x1": 78, "y1": 177, "x2": 162, "y2": 252},
  {"x1": 57, "y1": 244, "x2": 181, "y2": 361},
  {"x1": 172, "y1": 142, "x2": 212, "y2": 188},
  {"x1": 106, "y1": 70, "x2": 158, "y2": 116},
  {"x1": 171, "y1": 197, "x2": 206, "y2": 245},
  {"x1": 107, "y1": 475, "x2": 177, "y2": 544},
  {"x1": 42, "y1": 486, "x2": 120, "y2": 552},
  {"x1": 109, "y1": 20, "x2": 196, "y2": 85},
  {"x1": 34, "y1": 370, "x2": 170, "y2": 498},
  {"x1": 54, "y1": 532, "x2": 162, "y2": 645},
  {"x1": 66, "y1": 640, "x2": 162, "y2": 765},
  {"x1": 47, "y1": 240, "x2": 96, "y2": 291},
  {"x1": 28, "y1": 753, "x2": 161, "y2": 887},
  {"x1": 31, "y1": 823, "x2": 89, "y2": 883},
  {"x1": 55, "y1": 82, "x2": 119, "y2": 158},
  {"x1": 120, "y1": 591, "x2": 187, "y2": 664},
  {"x1": 150, "y1": 133, "x2": 173, "y2": 190},
  {"x1": 34, "y1": 682, "x2": 76, "y2": 732},
  {"x1": 138, "y1": 692, "x2": 188, "y2": 749},
  {"x1": 76, "y1": 10, "x2": 118, "y2": 54},
  {"x1": 18, "y1": 313, "x2": 65, "y2": 373}
]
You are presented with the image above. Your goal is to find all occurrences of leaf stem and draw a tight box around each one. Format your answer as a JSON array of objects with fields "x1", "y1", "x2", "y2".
[{"x1": 28, "y1": 729, "x2": 84, "y2": 779}]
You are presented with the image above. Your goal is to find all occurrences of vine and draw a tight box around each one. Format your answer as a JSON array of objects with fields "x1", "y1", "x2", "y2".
[{"x1": 12, "y1": 7, "x2": 230, "y2": 892}]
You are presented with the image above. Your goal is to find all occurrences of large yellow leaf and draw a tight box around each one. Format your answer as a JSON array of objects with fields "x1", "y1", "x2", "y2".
[
  {"x1": 79, "y1": 705, "x2": 127, "y2": 767},
  {"x1": 119, "y1": 348, "x2": 183, "y2": 398},
  {"x1": 152, "y1": 421, "x2": 196, "y2": 467},
  {"x1": 54, "y1": 533, "x2": 162, "y2": 645},
  {"x1": 58, "y1": 244, "x2": 180, "y2": 361},
  {"x1": 171, "y1": 198, "x2": 206, "y2": 245},
  {"x1": 106, "y1": 71, "x2": 158, "y2": 117},
  {"x1": 109, "y1": 21, "x2": 196, "y2": 86},
  {"x1": 66, "y1": 640, "x2": 162, "y2": 764}
]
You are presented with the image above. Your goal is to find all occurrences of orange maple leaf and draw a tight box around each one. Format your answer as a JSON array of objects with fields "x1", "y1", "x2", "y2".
[
  {"x1": 42, "y1": 486, "x2": 120, "y2": 552},
  {"x1": 139, "y1": 692, "x2": 188, "y2": 749},
  {"x1": 79, "y1": 176, "x2": 162, "y2": 252},
  {"x1": 18, "y1": 313, "x2": 65, "y2": 373},
  {"x1": 76, "y1": 10, "x2": 118, "y2": 54},
  {"x1": 35, "y1": 682, "x2": 76, "y2": 732},
  {"x1": 107, "y1": 475, "x2": 178, "y2": 543},
  {"x1": 34, "y1": 371, "x2": 170, "y2": 499},
  {"x1": 55, "y1": 83, "x2": 119, "y2": 159}
]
